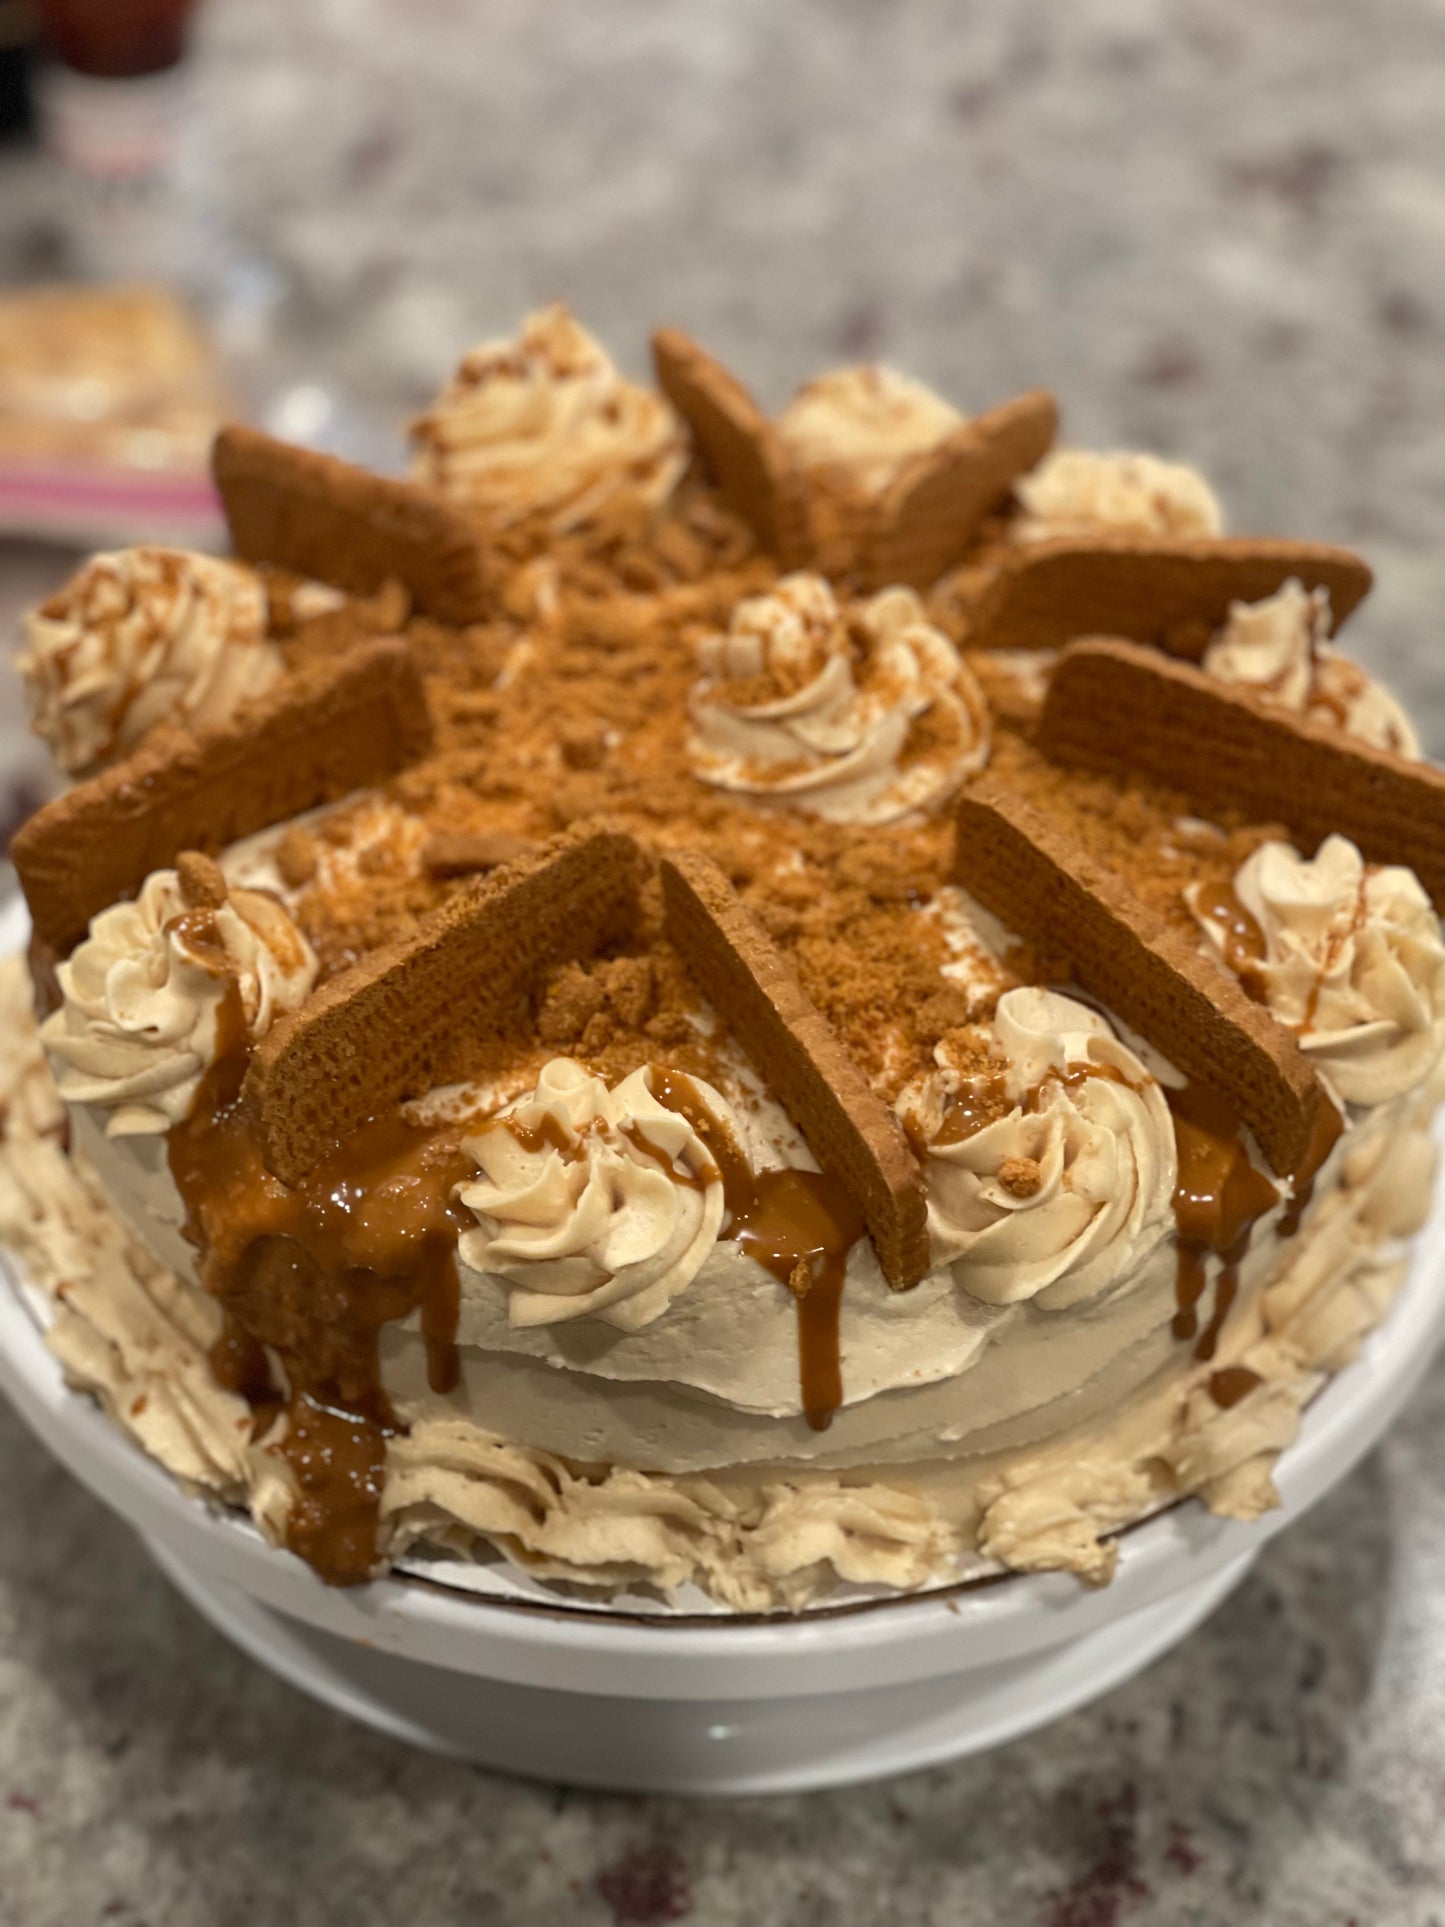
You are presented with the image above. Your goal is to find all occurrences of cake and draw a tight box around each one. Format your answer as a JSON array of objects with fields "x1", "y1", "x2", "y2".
[{"x1": 1, "y1": 304, "x2": 1440, "y2": 1611}]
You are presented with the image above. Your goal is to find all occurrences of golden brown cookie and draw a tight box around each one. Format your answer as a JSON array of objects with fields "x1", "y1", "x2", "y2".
[
  {"x1": 651, "y1": 329, "x2": 810, "y2": 568},
  {"x1": 967, "y1": 535, "x2": 1373, "y2": 655},
  {"x1": 1038, "y1": 637, "x2": 1445, "y2": 908},
  {"x1": 421, "y1": 831, "x2": 540, "y2": 878},
  {"x1": 213, "y1": 424, "x2": 491, "y2": 626},
  {"x1": 864, "y1": 390, "x2": 1059, "y2": 591},
  {"x1": 248, "y1": 823, "x2": 641, "y2": 1182},
  {"x1": 659, "y1": 850, "x2": 930, "y2": 1289},
  {"x1": 954, "y1": 773, "x2": 1320, "y2": 1175},
  {"x1": 13, "y1": 639, "x2": 433, "y2": 957}
]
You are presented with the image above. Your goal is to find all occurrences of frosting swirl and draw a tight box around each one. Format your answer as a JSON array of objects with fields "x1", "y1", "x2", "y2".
[
  {"x1": 775, "y1": 365, "x2": 962, "y2": 496},
  {"x1": 1202, "y1": 580, "x2": 1419, "y2": 757},
  {"x1": 1013, "y1": 449, "x2": 1222, "y2": 542},
  {"x1": 1193, "y1": 836, "x2": 1445, "y2": 1106},
  {"x1": 409, "y1": 304, "x2": 686, "y2": 531},
  {"x1": 897, "y1": 987, "x2": 1176, "y2": 1309},
  {"x1": 20, "y1": 548, "x2": 282, "y2": 778},
  {"x1": 689, "y1": 574, "x2": 990, "y2": 823},
  {"x1": 458, "y1": 1059, "x2": 734, "y2": 1331},
  {"x1": 40, "y1": 869, "x2": 317, "y2": 1137}
]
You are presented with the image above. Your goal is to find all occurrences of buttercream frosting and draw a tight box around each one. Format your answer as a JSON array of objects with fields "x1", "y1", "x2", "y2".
[
  {"x1": 689, "y1": 574, "x2": 990, "y2": 823},
  {"x1": 774, "y1": 365, "x2": 963, "y2": 496},
  {"x1": 898, "y1": 987, "x2": 1177, "y2": 1309},
  {"x1": 1202, "y1": 579, "x2": 1420, "y2": 756},
  {"x1": 458, "y1": 1059, "x2": 734, "y2": 1331},
  {"x1": 20, "y1": 548, "x2": 282, "y2": 777},
  {"x1": 1193, "y1": 836, "x2": 1445, "y2": 1106},
  {"x1": 40, "y1": 869, "x2": 317, "y2": 1137},
  {"x1": 410, "y1": 303, "x2": 686, "y2": 530},
  {"x1": 1013, "y1": 449, "x2": 1223, "y2": 542}
]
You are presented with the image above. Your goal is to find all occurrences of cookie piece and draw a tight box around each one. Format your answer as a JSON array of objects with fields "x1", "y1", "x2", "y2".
[
  {"x1": 864, "y1": 390, "x2": 1059, "y2": 591},
  {"x1": 248, "y1": 824, "x2": 641, "y2": 1182},
  {"x1": 954, "y1": 774, "x2": 1319, "y2": 1176},
  {"x1": 1039, "y1": 637, "x2": 1445, "y2": 909},
  {"x1": 421, "y1": 831, "x2": 539, "y2": 878},
  {"x1": 651, "y1": 329, "x2": 809, "y2": 567},
  {"x1": 13, "y1": 639, "x2": 433, "y2": 957},
  {"x1": 213, "y1": 424, "x2": 491, "y2": 626},
  {"x1": 967, "y1": 535, "x2": 1373, "y2": 655},
  {"x1": 659, "y1": 850, "x2": 930, "y2": 1290}
]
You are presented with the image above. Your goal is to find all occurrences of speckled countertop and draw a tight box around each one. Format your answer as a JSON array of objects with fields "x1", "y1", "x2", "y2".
[{"x1": 2, "y1": 3, "x2": 1445, "y2": 1922}]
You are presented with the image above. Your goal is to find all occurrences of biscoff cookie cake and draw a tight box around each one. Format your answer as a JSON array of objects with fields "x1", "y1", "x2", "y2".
[{"x1": 3, "y1": 302, "x2": 1441, "y2": 1609}]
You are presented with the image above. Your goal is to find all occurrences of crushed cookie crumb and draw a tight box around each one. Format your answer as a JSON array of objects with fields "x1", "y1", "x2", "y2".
[{"x1": 998, "y1": 1156, "x2": 1043, "y2": 1198}]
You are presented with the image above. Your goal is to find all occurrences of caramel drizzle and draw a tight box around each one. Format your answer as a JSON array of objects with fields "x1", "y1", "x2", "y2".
[
  {"x1": 168, "y1": 973, "x2": 472, "y2": 1588},
  {"x1": 934, "y1": 1056, "x2": 1140, "y2": 1147},
  {"x1": 1208, "y1": 1365, "x2": 1262, "y2": 1410},
  {"x1": 1166, "y1": 1080, "x2": 1280, "y2": 1363},
  {"x1": 648, "y1": 1067, "x2": 864, "y2": 1432},
  {"x1": 1194, "y1": 880, "x2": 1268, "y2": 1001}
]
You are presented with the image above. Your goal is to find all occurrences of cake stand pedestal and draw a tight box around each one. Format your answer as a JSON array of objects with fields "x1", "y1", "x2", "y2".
[{"x1": 147, "y1": 1535, "x2": 1254, "y2": 1794}]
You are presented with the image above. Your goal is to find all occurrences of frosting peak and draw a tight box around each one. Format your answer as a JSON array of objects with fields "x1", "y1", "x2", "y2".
[
  {"x1": 458, "y1": 1059, "x2": 736, "y2": 1330},
  {"x1": 1193, "y1": 836, "x2": 1445, "y2": 1106},
  {"x1": 40, "y1": 869, "x2": 318, "y2": 1137},
  {"x1": 1202, "y1": 580, "x2": 1420, "y2": 757},
  {"x1": 1013, "y1": 449, "x2": 1223, "y2": 543},
  {"x1": 409, "y1": 303, "x2": 686, "y2": 532},
  {"x1": 775, "y1": 365, "x2": 963, "y2": 496},
  {"x1": 897, "y1": 987, "x2": 1176, "y2": 1309},
  {"x1": 20, "y1": 549, "x2": 282, "y2": 778},
  {"x1": 689, "y1": 574, "x2": 990, "y2": 823}
]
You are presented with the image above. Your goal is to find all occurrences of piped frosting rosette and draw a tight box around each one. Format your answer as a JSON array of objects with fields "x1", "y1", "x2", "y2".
[
  {"x1": 774, "y1": 365, "x2": 963, "y2": 497},
  {"x1": 1201, "y1": 579, "x2": 1419, "y2": 757},
  {"x1": 897, "y1": 987, "x2": 1176, "y2": 1310},
  {"x1": 1013, "y1": 449, "x2": 1222, "y2": 543},
  {"x1": 1192, "y1": 835, "x2": 1445, "y2": 1107},
  {"x1": 689, "y1": 573, "x2": 990, "y2": 823},
  {"x1": 458, "y1": 1059, "x2": 739, "y2": 1331},
  {"x1": 20, "y1": 548, "x2": 282, "y2": 778},
  {"x1": 410, "y1": 303, "x2": 686, "y2": 532},
  {"x1": 40, "y1": 868, "x2": 317, "y2": 1137}
]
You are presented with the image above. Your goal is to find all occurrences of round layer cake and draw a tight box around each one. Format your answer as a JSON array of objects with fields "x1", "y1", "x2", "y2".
[{"x1": 1, "y1": 304, "x2": 1439, "y2": 1610}]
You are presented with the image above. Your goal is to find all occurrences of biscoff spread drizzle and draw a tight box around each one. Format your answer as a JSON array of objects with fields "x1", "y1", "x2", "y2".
[
  {"x1": 167, "y1": 970, "x2": 473, "y2": 1586},
  {"x1": 648, "y1": 1068, "x2": 865, "y2": 1431}
]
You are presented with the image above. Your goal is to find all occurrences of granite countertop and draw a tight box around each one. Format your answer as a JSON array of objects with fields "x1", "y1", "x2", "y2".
[{"x1": 2, "y1": 1, "x2": 1445, "y2": 1921}]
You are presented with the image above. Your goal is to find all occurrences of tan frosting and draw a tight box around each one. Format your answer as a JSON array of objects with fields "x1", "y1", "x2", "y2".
[
  {"x1": 458, "y1": 1059, "x2": 732, "y2": 1332},
  {"x1": 1013, "y1": 449, "x2": 1223, "y2": 542},
  {"x1": 1193, "y1": 835, "x2": 1445, "y2": 1106},
  {"x1": 1202, "y1": 579, "x2": 1420, "y2": 757},
  {"x1": 689, "y1": 573, "x2": 990, "y2": 823},
  {"x1": 409, "y1": 303, "x2": 686, "y2": 530},
  {"x1": 19, "y1": 548, "x2": 283, "y2": 777},
  {"x1": 774, "y1": 365, "x2": 963, "y2": 496},
  {"x1": 40, "y1": 869, "x2": 317, "y2": 1136},
  {"x1": 897, "y1": 987, "x2": 1176, "y2": 1309}
]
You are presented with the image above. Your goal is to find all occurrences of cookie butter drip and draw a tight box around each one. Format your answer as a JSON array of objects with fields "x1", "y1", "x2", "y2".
[
  {"x1": 1167, "y1": 1082, "x2": 1279, "y2": 1361},
  {"x1": 1209, "y1": 1365, "x2": 1263, "y2": 1409},
  {"x1": 650, "y1": 1067, "x2": 865, "y2": 1430},
  {"x1": 168, "y1": 1018, "x2": 474, "y2": 1586},
  {"x1": 274, "y1": 1397, "x2": 390, "y2": 1586},
  {"x1": 1192, "y1": 881, "x2": 1267, "y2": 999},
  {"x1": 935, "y1": 1058, "x2": 1137, "y2": 1147}
]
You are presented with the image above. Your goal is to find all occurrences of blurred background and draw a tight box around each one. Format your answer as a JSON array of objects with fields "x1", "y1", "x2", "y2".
[{"x1": 1, "y1": 0, "x2": 1442, "y2": 813}]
